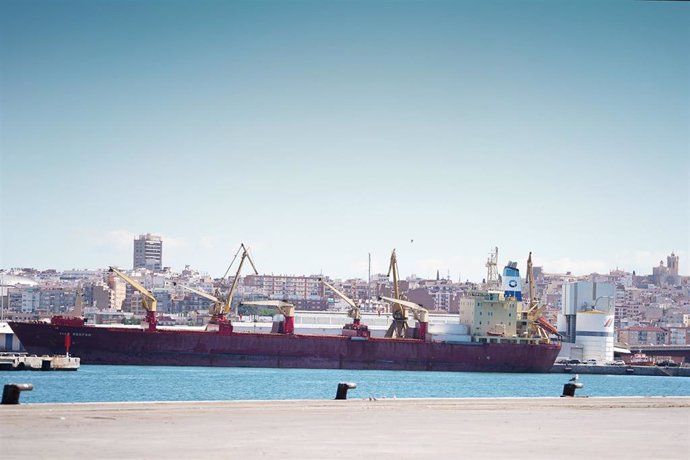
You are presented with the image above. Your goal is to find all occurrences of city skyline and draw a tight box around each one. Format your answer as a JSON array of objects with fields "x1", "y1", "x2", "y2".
[
  {"x1": 0, "y1": 235, "x2": 685, "y2": 284},
  {"x1": 1, "y1": 1, "x2": 688, "y2": 282}
]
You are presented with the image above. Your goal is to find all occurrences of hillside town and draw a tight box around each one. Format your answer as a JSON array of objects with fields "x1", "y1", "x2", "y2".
[{"x1": 1, "y1": 234, "x2": 689, "y2": 351}]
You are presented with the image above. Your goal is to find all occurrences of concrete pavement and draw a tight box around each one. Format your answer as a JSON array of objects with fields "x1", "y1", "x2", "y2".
[{"x1": 1, "y1": 397, "x2": 689, "y2": 459}]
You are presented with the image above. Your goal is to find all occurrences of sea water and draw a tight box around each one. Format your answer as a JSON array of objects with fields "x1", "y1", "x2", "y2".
[{"x1": 2, "y1": 366, "x2": 690, "y2": 403}]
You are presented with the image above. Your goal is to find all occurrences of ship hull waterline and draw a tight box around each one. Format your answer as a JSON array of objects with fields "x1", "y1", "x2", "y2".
[{"x1": 9, "y1": 322, "x2": 561, "y2": 373}]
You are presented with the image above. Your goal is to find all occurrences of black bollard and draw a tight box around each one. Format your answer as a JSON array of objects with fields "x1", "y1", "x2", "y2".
[
  {"x1": 335, "y1": 382, "x2": 357, "y2": 400},
  {"x1": 2, "y1": 383, "x2": 34, "y2": 404},
  {"x1": 561, "y1": 382, "x2": 584, "y2": 397}
]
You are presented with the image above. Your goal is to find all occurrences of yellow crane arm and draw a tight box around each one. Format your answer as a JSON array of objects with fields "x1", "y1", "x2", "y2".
[
  {"x1": 241, "y1": 300, "x2": 295, "y2": 318},
  {"x1": 318, "y1": 278, "x2": 360, "y2": 320},
  {"x1": 174, "y1": 283, "x2": 223, "y2": 316},
  {"x1": 109, "y1": 267, "x2": 157, "y2": 312},
  {"x1": 386, "y1": 249, "x2": 404, "y2": 317},
  {"x1": 379, "y1": 296, "x2": 429, "y2": 322},
  {"x1": 175, "y1": 283, "x2": 221, "y2": 304},
  {"x1": 224, "y1": 244, "x2": 259, "y2": 315}
]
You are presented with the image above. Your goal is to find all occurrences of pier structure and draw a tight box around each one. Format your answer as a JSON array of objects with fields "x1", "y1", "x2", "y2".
[{"x1": 0, "y1": 353, "x2": 79, "y2": 371}]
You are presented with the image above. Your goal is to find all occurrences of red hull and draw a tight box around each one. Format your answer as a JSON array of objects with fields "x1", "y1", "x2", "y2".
[{"x1": 9, "y1": 321, "x2": 560, "y2": 373}]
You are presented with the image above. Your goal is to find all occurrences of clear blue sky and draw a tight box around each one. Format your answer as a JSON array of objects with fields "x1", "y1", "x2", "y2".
[{"x1": 1, "y1": 0, "x2": 688, "y2": 281}]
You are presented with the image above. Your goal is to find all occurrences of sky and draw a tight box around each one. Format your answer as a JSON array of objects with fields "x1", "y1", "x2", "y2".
[{"x1": 1, "y1": 0, "x2": 688, "y2": 282}]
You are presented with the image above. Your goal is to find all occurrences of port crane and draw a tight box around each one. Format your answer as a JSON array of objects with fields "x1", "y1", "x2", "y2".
[
  {"x1": 524, "y1": 252, "x2": 558, "y2": 342},
  {"x1": 384, "y1": 249, "x2": 409, "y2": 339},
  {"x1": 109, "y1": 266, "x2": 157, "y2": 332},
  {"x1": 379, "y1": 296, "x2": 429, "y2": 341},
  {"x1": 240, "y1": 300, "x2": 296, "y2": 334},
  {"x1": 223, "y1": 243, "x2": 259, "y2": 318},
  {"x1": 173, "y1": 283, "x2": 226, "y2": 331},
  {"x1": 318, "y1": 278, "x2": 370, "y2": 338},
  {"x1": 174, "y1": 243, "x2": 258, "y2": 334}
]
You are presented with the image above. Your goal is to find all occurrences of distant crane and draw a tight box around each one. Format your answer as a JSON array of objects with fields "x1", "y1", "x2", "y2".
[
  {"x1": 239, "y1": 300, "x2": 295, "y2": 334},
  {"x1": 109, "y1": 266, "x2": 157, "y2": 332},
  {"x1": 319, "y1": 277, "x2": 370, "y2": 338},
  {"x1": 384, "y1": 249, "x2": 407, "y2": 339},
  {"x1": 379, "y1": 296, "x2": 429, "y2": 341},
  {"x1": 174, "y1": 243, "x2": 258, "y2": 334},
  {"x1": 380, "y1": 249, "x2": 430, "y2": 340},
  {"x1": 524, "y1": 252, "x2": 559, "y2": 342}
]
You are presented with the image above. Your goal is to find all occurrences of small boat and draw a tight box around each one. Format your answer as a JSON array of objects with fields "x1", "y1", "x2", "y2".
[{"x1": 628, "y1": 353, "x2": 655, "y2": 366}]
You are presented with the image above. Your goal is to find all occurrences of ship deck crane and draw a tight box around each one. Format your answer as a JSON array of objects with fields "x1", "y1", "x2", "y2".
[
  {"x1": 525, "y1": 253, "x2": 558, "y2": 343},
  {"x1": 318, "y1": 278, "x2": 370, "y2": 338},
  {"x1": 240, "y1": 300, "x2": 295, "y2": 334},
  {"x1": 174, "y1": 243, "x2": 258, "y2": 334},
  {"x1": 173, "y1": 283, "x2": 228, "y2": 332},
  {"x1": 384, "y1": 249, "x2": 410, "y2": 339},
  {"x1": 379, "y1": 296, "x2": 429, "y2": 341},
  {"x1": 109, "y1": 267, "x2": 157, "y2": 331},
  {"x1": 223, "y1": 243, "x2": 259, "y2": 319}
]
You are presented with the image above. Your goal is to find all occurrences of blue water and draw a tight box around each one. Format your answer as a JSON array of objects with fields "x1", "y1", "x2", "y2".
[{"x1": 2, "y1": 366, "x2": 689, "y2": 403}]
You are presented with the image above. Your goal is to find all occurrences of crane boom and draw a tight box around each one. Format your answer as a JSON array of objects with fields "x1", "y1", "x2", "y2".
[
  {"x1": 319, "y1": 278, "x2": 361, "y2": 316},
  {"x1": 241, "y1": 300, "x2": 295, "y2": 317},
  {"x1": 174, "y1": 283, "x2": 224, "y2": 321},
  {"x1": 379, "y1": 296, "x2": 428, "y2": 322},
  {"x1": 109, "y1": 266, "x2": 157, "y2": 331},
  {"x1": 175, "y1": 283, "x2": 221, "y2": 304},
  {"x1": 241, "y1": 300, "x2": 295, "y2": 334},
  {"x1": 384, "y1": 249, "x2": 409, "y2": 338},
  {"x1": 109, "y1": 267, "x2": 156, "y2": 312},
  {"x1": 523, "y1": 252, "x2": 557, "y2": 343},
  {"x1": 224, "y1": 244, "x2": 259, "y2": 316},
  {"x1": 387, "y1": 249, "x2": 402, "y2": 315},
  {"x1": 318, "y1": 278, "x2": 368, "y2": 337}
]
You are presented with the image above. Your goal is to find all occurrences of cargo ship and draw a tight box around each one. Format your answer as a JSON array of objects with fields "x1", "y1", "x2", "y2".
[{"x1": 8, "y1": 249, "x2": 561, "y2": 372}]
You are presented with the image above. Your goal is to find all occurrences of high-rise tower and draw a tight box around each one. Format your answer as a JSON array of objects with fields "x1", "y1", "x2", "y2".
[{"x1": 133, "y1": 234, "x2": 163, "y2": 271}]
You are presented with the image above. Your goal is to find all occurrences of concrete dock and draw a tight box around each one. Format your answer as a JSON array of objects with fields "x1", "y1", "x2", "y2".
[
  {"x1": 0, "y1": 353, "x2": 80, "y2": 371},
  {"x1": 550, "y1": 363, "x2": 690, "y2": 377},
  {"x1": 1, "y1": 397, "x2": 689, "y2": 459}
]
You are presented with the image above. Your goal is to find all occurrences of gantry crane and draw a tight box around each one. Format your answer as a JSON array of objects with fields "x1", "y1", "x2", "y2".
[
  {"x1": 109, "y1": 266, "x2": 157, "y2": 331},
  {"x1": 318, "y1": 278, "x2": 370, "y2": 338},
  {"x1": 240, "y1": 300, "x2": 296, "y2": 334}
]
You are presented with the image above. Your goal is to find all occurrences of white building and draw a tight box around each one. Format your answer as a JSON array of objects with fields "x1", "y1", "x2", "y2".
[
  {"x1": 557, "y1": 281, "x2": 615, "y2": 363},
  {"x1": 0, "y1": 322, "x2": 23, "y2": 351}
]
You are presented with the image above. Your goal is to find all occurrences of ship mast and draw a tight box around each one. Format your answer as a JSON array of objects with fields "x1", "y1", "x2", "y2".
[
  {"x1": 485, "y1": 246, "x2": 499, "y2": 290},
  {"x1": 526, "y1": 252, "x2": 537, "y2": 311}
]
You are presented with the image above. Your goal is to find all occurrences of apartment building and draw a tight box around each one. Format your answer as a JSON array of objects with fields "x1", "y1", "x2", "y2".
[
  {"x1": 133, "y1": 233, "x2": 163, "y2": 271},
  {"x1": 618, "y1": 326, "x2": 669, "y2": 346}
]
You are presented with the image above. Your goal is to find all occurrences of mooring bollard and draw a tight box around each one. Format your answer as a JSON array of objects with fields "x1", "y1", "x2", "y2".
[
  {"x1": 561, "y1": 382, "x2": 584, "y2": 397},
  {"x1": 2, "y1": 383, "x2": 34, "y2": 405},
  {"x1": 561, "y1": 374, "x2": 584, "y2": 397},
  {"x1": 335, "y1": 382, "x2": 357, "y2": 400}
]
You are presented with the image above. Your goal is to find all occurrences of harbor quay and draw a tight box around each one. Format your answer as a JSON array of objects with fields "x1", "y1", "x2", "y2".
[{"x1": 1, "y1": 397, "x2": 689, "y2": 459}]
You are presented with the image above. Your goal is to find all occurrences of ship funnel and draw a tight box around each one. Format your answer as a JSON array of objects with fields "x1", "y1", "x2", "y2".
[{"x1": 502, "y1": 263, "x2": 522, "y2": 301}]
